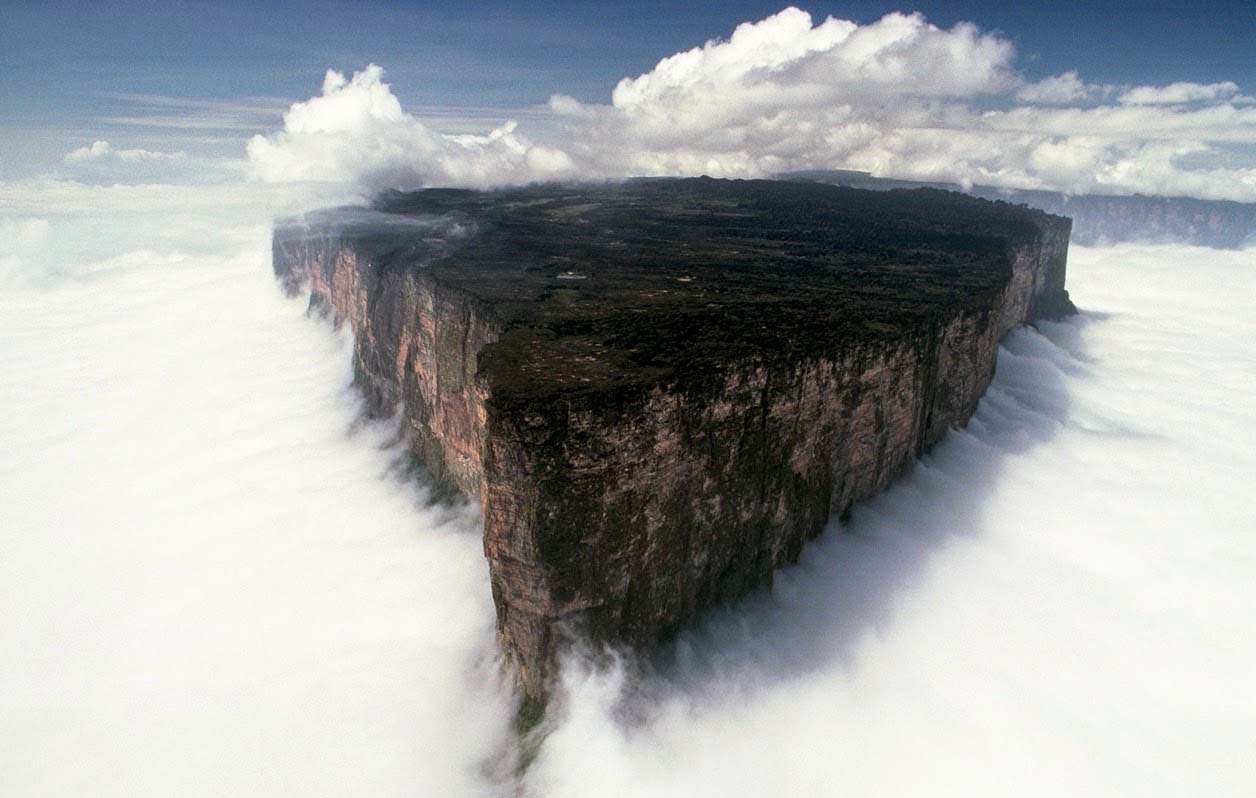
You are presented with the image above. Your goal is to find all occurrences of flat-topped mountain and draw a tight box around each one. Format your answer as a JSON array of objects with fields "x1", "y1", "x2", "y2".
[
  {"x1": 785, "y1": 169, "x2": 1256, "y2": 248},
  {"x1": 273, "y1": 178, "x2": 1074, "y2": 701}
]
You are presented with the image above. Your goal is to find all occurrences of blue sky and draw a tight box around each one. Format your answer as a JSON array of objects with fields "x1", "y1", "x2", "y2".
[
  {"x1": 4, "y1": 1, "x2": 1252, "y2": 125},
  {"x1": 2, "y1": 1, "x2": 1253, "y2": 196}
]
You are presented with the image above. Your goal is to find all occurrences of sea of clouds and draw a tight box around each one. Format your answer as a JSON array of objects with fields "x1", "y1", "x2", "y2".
[
  {"x1": 0, "y1": 189, "x2": 523, "y2": 796},
  {"x1": 3, "y1": 5, "x2": 1255, "y2": 796},
  {"x1": 4, "y1": 186, "x2": 1252, "y2": 797},
  {"x1": 523, "y1": 242, "x2": 1256, "y2": 796}
]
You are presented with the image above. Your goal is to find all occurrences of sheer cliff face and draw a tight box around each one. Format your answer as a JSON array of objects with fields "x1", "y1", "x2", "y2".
[
  {"x1": 272, "y1": 180, "x2": 1074, "y2": 699},
  {"x1": 478, "y1": 231, "x2": 1069, "y2": 696},
  {"x1": 274, "y1": 229, "x2": 499, "y2": 496}
]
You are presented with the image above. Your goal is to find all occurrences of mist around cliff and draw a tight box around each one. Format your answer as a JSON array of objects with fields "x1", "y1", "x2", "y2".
[
  {"x1": 3, "y1": 163, "x2": 1254, "y2": 796},
  {"x1": 0, "y1": 189, "x2": 521, "y2": 796},
  {"x1": 2, "y1": 5, "x2": 1254, "y2": 790},
  {"x1": 522, "y1": 242, "x2": 1256, "y2": 796}
]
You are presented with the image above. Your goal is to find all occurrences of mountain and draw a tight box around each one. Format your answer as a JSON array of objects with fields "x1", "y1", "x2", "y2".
[
  {"x1": 785, "y1": 170, "x2": 1256, "y2": 248},
  {"x1": 272, "y1": 177, "x2": 1074, "y2": 703}
]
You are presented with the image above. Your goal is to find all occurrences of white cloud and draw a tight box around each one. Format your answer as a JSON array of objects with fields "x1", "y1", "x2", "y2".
[
  {"x1": 65, "y1": 140, "x2": 187, "y2": 163},
  {"x1": 0, "y1": 191, "x2": 517, "y2": 791},
  {"x1": 1016, "y1": 71, "x2": 1099, "y2": 105},
  {"x1": 246, "y1": 64, "x2": 575, "y2": 191},
  {"x1": 523, "y1": 242, "x2": 1256, "y2": 797},
  {"x1": 0, "y1": 177, "x2": 350, "y2": 289},
  {"x1": 1119, "y1": 80, "x2": 1240, "y2": 105},
  {"x1": 546, "y1": 8, "x2": 1256, "y2": 200},
  {"x1": 60, "y1": 140, "x2": 247, "y2": 186},
  {"x1": 245, "y1": 9, "x2": 1256, "y2": 202},
  {"x1": 0, "y1": 215, "x2": 51, "y2": 247},
  {"x1": 608, "y1": 9, "x2": 1016, "y2": 111},
  {"x1": 95, "y1": 91, "x2": 288, "y2": 132},
  {"x1": 0, "y1": 216, "x2": 52, "y2": 286},
  {"x1": 544, "y1": 9, "x2": 1021, "y2": 179}
]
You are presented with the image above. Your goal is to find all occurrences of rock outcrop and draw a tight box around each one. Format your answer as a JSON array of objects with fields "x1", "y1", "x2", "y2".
[{"x1": 273, "y1": 178, "x2": 1074, "y2": 700}]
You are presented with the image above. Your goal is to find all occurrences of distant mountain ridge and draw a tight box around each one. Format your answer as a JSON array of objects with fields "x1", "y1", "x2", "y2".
[{"x1": 784, "y1": 170, "x2": 1256, "y2": 249}]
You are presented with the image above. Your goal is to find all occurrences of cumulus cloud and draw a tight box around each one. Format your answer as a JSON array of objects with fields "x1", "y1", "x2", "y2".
[
  {"x1": 547, "y1": 8, "x2": 1256, "y2": 199},
  {"x1": 246, "y1": 65, "x2": 574, "y2": 191},
  {"x1": 609, "y1": 9, "x2": 1017, "y2": 108},
  {"x1": 247, "y1": 8, "x2": 1256, "y2": 201},
  {"x1": 543, "y1": 10, "x2": 1021, "y2": 180},
  {"x1": 1119, "y1": 80, "x2": 1241, "y2": 105},
  {"x1": 1016, "y1": 71, "x2": 1101, "y2": 105}
]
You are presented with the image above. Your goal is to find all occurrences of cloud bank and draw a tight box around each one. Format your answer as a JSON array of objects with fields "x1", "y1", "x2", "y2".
[
  {"x1": 7, "y1": 162, "x2": 1253, "y2": 795},
  {"x1": 0, "y1": 197, "x2": 519, "y2": 795},
  {"x1": 521, "y1": 242, "x2": 1256, "y2": 797},
  {"x1": 4, "y1": 163, "x2": 1254, "y2": 796},
  {"x1": 245, "y1": 8, "x2": 1256, "y2": 201}
]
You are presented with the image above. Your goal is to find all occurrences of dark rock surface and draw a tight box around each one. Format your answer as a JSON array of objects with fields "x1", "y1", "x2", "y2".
[
  {"x1": 272, "y1": 177, "x2": 1074, "y2": 699},
  {"x1": 786, "y1": 169, "x2": 1256, "y2": 248}
]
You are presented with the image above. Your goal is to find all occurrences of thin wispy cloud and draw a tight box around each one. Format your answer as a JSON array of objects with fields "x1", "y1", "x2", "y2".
[
  {"x1": 406, "y1": 103, "x2": 558, "y2": 135},
  {"x1": 95, "y1": 91, "x2": 289, "y2": 132},
  {"x1": 65, "y1": 140, "x2": 187, "y2": 162}
]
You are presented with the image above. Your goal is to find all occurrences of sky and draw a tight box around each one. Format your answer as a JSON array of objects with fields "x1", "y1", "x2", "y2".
[
  {"x1": 2, "y1": 0, "x2": 1254, "y2": 199},
  {"x1": 3, "y1": 3, "x2": 1256, "y2": 795},
  {"x1": 4, "y1": 1, "x2": 1253, "y2": 112}
]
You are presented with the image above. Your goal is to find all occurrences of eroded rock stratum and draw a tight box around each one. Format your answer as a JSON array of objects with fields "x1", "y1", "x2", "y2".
[{"x1": 272, "y1": 178, "x2": 1074, "y2": 699}]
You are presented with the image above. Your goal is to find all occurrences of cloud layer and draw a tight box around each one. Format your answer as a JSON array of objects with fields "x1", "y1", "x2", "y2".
[
  {"x1": 522, "y1": 242, "x2": 1256, "y2": 796},
  {"x1": 245, "y1": 8, "x2": 1256, "y2": 201},
  {"x1": 5, "y1": 162, "x2": 1255, "y2": 797},
  {"x1": 7, "y1": 162, "x2": 1253, "y2": 796},
  {"x1": 0, "y1": 196, "x2": 519, "y2": 795}
]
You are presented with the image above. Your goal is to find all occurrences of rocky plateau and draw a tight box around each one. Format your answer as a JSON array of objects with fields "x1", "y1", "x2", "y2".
[{"x1": 272, "y1": 177, "x2": 1075, "y2": 701}]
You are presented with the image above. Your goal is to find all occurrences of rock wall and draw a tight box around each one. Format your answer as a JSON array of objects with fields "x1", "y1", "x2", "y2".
[
  {"x1": 273, "y1": 229, "x2": 500, "y2": 496},
  {"x1": 273, "y1": 210, "x2": 1073, "y2": 700}
]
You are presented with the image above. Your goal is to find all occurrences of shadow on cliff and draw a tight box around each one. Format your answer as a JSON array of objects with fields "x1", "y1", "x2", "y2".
[{"x1": 554, "y1": 310, "x2": 1107, "y2": 722}]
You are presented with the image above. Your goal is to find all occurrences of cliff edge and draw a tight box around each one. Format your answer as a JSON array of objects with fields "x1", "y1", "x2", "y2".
[
  {"x1": 785, "y1": 169, "x2": 1256, "y2": 248},
  {"x1": 272, "y1": 178, "x2": 1074, "y2": 700}
]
